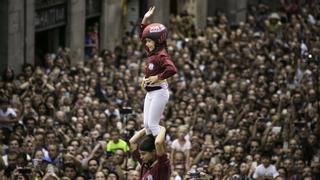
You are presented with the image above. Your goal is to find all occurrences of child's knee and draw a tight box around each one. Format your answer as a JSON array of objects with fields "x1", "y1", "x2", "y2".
[
  {"x1": 148, "y1": 124, "x2": 160, "y2": 136},
  {"x1": 144, "y1": 128, "x2": 152, "y2": 135}
]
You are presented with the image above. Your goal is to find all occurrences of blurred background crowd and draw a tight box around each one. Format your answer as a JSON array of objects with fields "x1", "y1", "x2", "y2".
[{"x1": 0, "y1": 1, "x2": 320, "y2": 179}]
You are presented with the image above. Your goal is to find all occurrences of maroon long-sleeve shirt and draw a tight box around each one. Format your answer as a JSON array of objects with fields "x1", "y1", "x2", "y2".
[
  {"x1": 132, "y1": 149, "x2": 172, "y2": 180},
  {"x1": 140, "y1": 24, "x2": 177, "y2": 80}
]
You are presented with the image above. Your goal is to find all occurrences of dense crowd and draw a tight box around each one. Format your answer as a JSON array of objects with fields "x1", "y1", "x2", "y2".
[{"x1": 1, "y1": 1, "x2": 320, "y2": 179}]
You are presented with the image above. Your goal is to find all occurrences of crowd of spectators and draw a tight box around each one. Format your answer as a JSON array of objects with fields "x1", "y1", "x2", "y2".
[{"x1": 0, "y1": 1, "x2": 320, "y2": 179}]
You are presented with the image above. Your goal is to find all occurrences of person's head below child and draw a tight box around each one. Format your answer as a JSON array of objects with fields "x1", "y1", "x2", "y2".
[{"x1": 139, "y1": 134, "x2": 157, "y2": 164}]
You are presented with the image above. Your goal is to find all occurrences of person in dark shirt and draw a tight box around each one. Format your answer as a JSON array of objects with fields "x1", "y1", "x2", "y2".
[
  {"x1": 140, "y1": 6, "x2": 177, "y2": 137},
  {"x1": 130, "y1": 126, "x2": 171, "y2": 180}
]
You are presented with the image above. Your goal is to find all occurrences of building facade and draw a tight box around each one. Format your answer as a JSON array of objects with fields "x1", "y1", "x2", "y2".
[{"x1": 0, "y1": 0, "x2": 253, "y2": 74}]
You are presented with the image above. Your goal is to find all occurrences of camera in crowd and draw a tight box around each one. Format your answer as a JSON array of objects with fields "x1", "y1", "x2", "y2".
[
  {"x1": 17, "y1": 167, "x2": 32, "y2": 175},
  {"x1": 303, "y1": 52, "x2": 314, "y2": 60},
  {"x1": 120, "y1": 107, "x2": 133, "y2": 114},
  {"x1": 188, "y1": 168, "x2": 200, "y2": 179}
]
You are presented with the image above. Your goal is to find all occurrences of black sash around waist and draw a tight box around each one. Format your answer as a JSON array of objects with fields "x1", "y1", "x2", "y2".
[{"x1": 145, "y1": 86, "x2": 162, "y2": 92}]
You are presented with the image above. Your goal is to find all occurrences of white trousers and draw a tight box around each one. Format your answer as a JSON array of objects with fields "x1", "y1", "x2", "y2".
[{"x1": 143, "y1": 88, "x2": 169, "y2": 136}]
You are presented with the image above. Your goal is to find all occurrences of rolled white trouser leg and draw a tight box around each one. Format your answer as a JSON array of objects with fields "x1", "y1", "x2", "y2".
[
  {"x1": 143, "y1": 93, "x2": 152, "y2": 135},
  {"x1": 146, "y1": 89, "x2": 169, "y2": 136}
]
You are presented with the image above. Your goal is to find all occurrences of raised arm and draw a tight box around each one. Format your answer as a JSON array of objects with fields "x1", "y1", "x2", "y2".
[
  {"x1": 140, "y1": 6, "x2": 156, "y2": 40},
  {"x1": 155, "y1": 126, "x2": 166, "y2": 156},
  {"x1": 129, "y1": 128, "x2": 146, "y2": 152},
  {"x1": 142, "y1": 6, "x2": 155, "y2": 25},
  {"x1": 82, "y1": 142, "x2": 102, "y2": 169}
]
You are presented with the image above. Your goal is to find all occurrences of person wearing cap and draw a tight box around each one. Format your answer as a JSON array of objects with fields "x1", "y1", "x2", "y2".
[
  {"x1": 140, "y1": 6, "x2": 177, "y2": 137},
  {"x1": 265, "y1": 12, "x2": 282, "y2": 33},
  {"x1": 129, "y1": 126, "x2": 171, "y2": 180}
]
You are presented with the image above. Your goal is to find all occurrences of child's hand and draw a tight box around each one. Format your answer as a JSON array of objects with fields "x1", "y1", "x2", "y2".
[
  {"x1": 144, "y1": 6, "x2": 155, "y2": 19},
  {"x1": 142, "y1": 6, "x2": 155, "y2": 24},
  {"x1": 141, "y1": 78, "x2": 146, "y2": 89},
  {"x1": 145, "y1": 75, "x2": 159, "y2": 84}
]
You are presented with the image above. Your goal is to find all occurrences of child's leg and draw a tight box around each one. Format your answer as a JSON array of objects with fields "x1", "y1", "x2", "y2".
[
  {"x1": 147, "y1": 89, "x2": 169, "y2": 136},
  {"x1": 143, "y1": 93, "x2": 152, "y2": 135}
]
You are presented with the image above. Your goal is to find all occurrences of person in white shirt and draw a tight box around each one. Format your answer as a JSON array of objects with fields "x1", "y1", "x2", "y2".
[
  {"x1": 253, "y1": 152, "x2": 279, "y2": 179},
  {"x1": 171, "y1": 125, "x2": 191, "y2": 169},
  {"x1": 0, "y1": 96, "x2": 18, "y2": 131}
]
